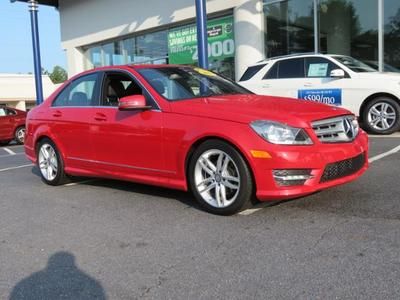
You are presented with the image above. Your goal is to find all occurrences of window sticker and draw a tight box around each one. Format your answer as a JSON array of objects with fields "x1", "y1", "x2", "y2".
[
  {"x1": 298, "y1": 89, "x2": 342, "y2": 106},
  {"x1": 307, "y1": 63, "x2": 329, "y2": 77}
]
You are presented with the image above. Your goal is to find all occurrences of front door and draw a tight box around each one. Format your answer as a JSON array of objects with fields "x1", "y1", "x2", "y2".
[
  {"x1": 91, "y1": 71, "x2": 166, "y2": 180},
  {"x1": 295, "y1": 56, "x2": 354, "y2": 110}
]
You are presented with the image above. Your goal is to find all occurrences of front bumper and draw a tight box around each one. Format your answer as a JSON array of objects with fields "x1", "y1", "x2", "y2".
[{"x1": 252, "y1": 131, "x2": 369, "y2": 201}]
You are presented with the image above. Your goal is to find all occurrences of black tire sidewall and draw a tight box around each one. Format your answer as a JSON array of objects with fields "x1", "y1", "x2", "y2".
[
  {"x1": 362, "y1": 97, "x2": 400, "y2": 134},
  {"x1": 188, "y1": 139, "x2": 254, "y2": 215},
  {"x1": 37, "y1": 138, "x2": 68, "y2": 186}
]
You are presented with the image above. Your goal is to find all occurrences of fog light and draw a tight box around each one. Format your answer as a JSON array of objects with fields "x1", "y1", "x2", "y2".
[{"x1": 272, "y1": 169, "x2": 313, "y2": 186}]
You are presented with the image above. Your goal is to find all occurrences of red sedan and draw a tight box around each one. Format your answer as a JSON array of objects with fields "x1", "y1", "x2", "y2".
[
  {"x1": 0, "y1": 106, "x2": 26, "y2": 145},
  {"x1": 25, "y1": 65, "x2": 368, "y2": 215}
]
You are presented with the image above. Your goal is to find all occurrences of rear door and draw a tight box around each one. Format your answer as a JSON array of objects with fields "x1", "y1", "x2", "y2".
[
  {"x1": 260, "y1": 58, "x2": 306, "y2": 98},
  {"x1": 49, "y1": 72, "x2": 101, "y2": 169}
]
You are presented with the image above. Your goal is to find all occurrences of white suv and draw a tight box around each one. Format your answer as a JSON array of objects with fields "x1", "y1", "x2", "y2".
[{"x1": 239, "y1": 53, "x2": 400, "y2": 134}]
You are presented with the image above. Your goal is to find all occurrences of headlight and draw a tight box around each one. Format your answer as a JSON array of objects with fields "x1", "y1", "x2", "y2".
[{"x1": 250, "y1": 120, "x2": 313, "y2": 145}]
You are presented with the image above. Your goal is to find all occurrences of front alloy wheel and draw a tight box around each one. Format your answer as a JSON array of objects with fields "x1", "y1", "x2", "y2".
[
  {"x1": 37, "y1": 139, "x2": 69, "y2": 185},
  {"x1": 363, "y1": 97, "x2": 400, "y2": 134},
  {"x1": 189, "y1": 140, "x2": 253, "y2": 215}
]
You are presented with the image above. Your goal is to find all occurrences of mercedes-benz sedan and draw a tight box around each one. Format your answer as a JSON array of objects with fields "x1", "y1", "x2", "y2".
[{"x1": 25, "y1": 65, "x2": 368, "y2": 215}]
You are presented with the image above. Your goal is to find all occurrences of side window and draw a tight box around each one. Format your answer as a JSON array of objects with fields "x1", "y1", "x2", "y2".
[
  {"x1": 0, "y1": 108, "x2": 6, "y2": 117},
  {"x1": 305, "y1": 57, "x2": 339, "y2": 78},
  {"x1": 53, "y1": 73, "x2": 99, "y2": 107},
  {"x1": 239, "y1": 64, "x2": 267, "y2": 81},
  {"x1": 277, "y1": 58, "x2": 305, "y2": 79},
  {"x1": 263, "y1": 62, "x2": 278, "y2": 80},
  {"x1": 102, "y1": 72, "x2": 158, "y2": 109},
  {"x1": 6, "y1": 109, "x2": 16, "y2": 116}
]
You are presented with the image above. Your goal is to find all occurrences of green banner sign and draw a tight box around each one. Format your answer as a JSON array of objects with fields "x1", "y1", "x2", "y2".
[{"x1": 168, "y1": 16, "x2": 235, "y2": 65}]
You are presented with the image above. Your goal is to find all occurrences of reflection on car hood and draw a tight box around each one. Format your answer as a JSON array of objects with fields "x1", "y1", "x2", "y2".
[{"x1": 169, "y1": 94, "x2": 350, "y2": 128}]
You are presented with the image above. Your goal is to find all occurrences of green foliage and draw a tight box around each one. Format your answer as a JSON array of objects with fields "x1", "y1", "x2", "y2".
[{"x1": 48, "y1": 65, "x2": 68, "y2": 84}]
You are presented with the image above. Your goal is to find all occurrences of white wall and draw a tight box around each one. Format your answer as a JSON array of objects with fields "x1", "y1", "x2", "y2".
[
  {"x1": 0, "y1": 74, "x2": 56, "y2": 110},
  {"x1": 58, "y1": 0, "x2": 266, "y2": 77}
]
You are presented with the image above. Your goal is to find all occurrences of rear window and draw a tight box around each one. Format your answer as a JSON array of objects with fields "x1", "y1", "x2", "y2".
[
  {"x1": 239, "y1": 64, "x2": 267, "y2": 81},
  {"x1": 263, "y1": 62, "x2": 278, "y2": 79}
]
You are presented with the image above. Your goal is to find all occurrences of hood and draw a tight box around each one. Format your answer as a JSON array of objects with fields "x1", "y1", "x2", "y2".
[
  {"x1": 355, "y1": 72, "x2": 400, "y2": 80},
  {"x1": 170, "y1": 94, "x2": 350, "y2": 128}
]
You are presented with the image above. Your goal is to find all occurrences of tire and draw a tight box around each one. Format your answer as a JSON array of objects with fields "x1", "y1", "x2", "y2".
[
  {"x1": 362, "y1": 97, "x2": 400, "y2": 134},
  {"x1": 0, "y1": 140, "x2": 11, "y2": 146},
  {"x1": 14, "y1": 126, "x2": 26, "y2": 144},
  {"x1": 188, "y1": 139, "x2": 254, "y2": 215},
  {"x1": 37, "y1": 138, "x2": 69, "y2": 186}
]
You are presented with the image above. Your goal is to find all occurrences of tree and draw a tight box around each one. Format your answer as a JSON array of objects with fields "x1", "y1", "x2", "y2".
[{"x1": 48, "y1": 65, "x2": 68, "y2": 84}]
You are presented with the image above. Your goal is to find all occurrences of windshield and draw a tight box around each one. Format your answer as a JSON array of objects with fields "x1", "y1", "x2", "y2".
[
  {"x1": 331, "y1": 56, "x2": 376, "y2": 73},
  {"x1": 137, "y1": 67, "x2": 252, "y2": 101}
]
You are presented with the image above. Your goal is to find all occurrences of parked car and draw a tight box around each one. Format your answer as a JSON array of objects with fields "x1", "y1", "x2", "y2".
[
  {"x1": 239, "y1": 53, "x2": 400, "y2": 135},
  {"x1": 25, "y1": 65, "x2": 368, "y2": 215},
  {"x1": 0, "y1": 106, "x2": 26, "y2": 145}
]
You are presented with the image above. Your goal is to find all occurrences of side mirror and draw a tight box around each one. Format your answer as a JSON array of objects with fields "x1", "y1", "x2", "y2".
[
  {"x1": 118, "y1": 95, "x2": 151, "y2": 111},
  {"x1": 330, "y1": 69, "x2": 345, "y2": 78}
]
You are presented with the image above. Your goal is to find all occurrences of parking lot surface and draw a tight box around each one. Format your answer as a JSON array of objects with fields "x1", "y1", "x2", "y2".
[{"x1": 0, "y1": 136, "x2": 399, "y2": 299}]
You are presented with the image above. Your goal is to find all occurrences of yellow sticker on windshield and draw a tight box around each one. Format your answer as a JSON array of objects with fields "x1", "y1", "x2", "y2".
[{"x1": 194, "y1": 67, "x2": 216, "y2": 77}]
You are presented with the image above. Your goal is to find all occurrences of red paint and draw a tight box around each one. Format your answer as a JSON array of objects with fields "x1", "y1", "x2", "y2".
[
  {"x1": 25, "y1": 65, "x2": 369, "y2": 201},
  {"x1": 0, "y1": 107, "x2": 26, "y2": 143}
]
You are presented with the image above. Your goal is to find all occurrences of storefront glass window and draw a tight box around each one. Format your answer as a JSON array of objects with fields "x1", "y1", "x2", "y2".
[
  {"x1": 83, "y1": 16, "x2": 236, "y2": 79},
  {"x1": 319, "y1": 0, "x2": 378, "y2": 65},
  {"x1": 384, "y1": 0, "x2": 400, "y2": 71},
  {"x1": 87, "y1": 46, "x2": 102, "y2": 68},
  {"x1": 122, "y1": 38, "x2": 135, "y2": 64},
  {"x1": 136, "y1": 31, "x2": 168, "y2": 64},
  {"x1": 167, "y1": 16, "x2": 236, "y2": 79},
  {"x1": 263, "y1": 0, "x2": 315, "y2": 57},
  {"x1": 102, "y1": 42, "x2": 114, "y2": 66}
]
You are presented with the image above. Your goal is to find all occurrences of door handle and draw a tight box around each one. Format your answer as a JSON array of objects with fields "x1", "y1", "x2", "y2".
[
  {"x1": 304, "y1": 83, "x2": 313, "y2": 87},
  {"x1": 94, "y1": 113, "x2": 107, "y2": 121},
  {"x1": 52, "y1": 110, "x2": 62, "y2": 117},
  {"x1": 262, "y1": 84, "x2": 271, "y2": 88}
]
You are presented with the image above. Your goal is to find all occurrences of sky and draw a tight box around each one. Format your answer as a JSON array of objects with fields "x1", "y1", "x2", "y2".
[{"x1": 0, "y1": 0, "x2": 66, "y2": 74}]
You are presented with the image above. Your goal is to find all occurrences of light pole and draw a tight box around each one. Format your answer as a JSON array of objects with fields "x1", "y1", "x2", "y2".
[
  {"x1": 195, "y1": 0, "x2": 208, "y2": 69},
  {"x1": 11, "y1": 0, "x2": 44, "y2": 105},
  {"x1": 28, "y1": 0, "x2": 44, "y2": 104}
]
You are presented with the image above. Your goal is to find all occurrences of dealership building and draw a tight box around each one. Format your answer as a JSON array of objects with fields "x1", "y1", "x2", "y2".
[{"x1": 29, "y1": 0, "x2": 400, "y2": 80}]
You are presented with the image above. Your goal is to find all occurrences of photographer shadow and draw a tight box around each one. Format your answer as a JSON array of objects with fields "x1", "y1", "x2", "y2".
[{"x1": 10, "y1": 251, "x2": 106, "y2": 300}]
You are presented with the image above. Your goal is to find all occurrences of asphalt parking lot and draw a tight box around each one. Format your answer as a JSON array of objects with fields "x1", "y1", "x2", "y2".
[{"x1": 0, "y1": 135, "x2": 400, "y2": 299}]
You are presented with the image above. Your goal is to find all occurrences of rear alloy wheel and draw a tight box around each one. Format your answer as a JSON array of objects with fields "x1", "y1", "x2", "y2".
[
  {"x1": 363, "y1": 97, "x2": 400, "y2": 134},
  {"x1": 14, "y1": 127, "x2": 25, "y2": 144},
  {"x1": 189, "y1": 140, "x2": 253, "y2": 215},
  {"x1": 37, "y1": 139, "x2": 69, "y2": 185}
]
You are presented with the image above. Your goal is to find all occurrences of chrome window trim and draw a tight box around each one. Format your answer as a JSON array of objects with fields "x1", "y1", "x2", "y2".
[{"x1": 49, "y1": 106, "x2": 161, "y2": 112}]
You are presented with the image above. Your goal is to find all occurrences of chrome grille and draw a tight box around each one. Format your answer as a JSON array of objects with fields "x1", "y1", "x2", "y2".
[{"x1": 311, "y1": 115, "x2": 359, "y2": 143}]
